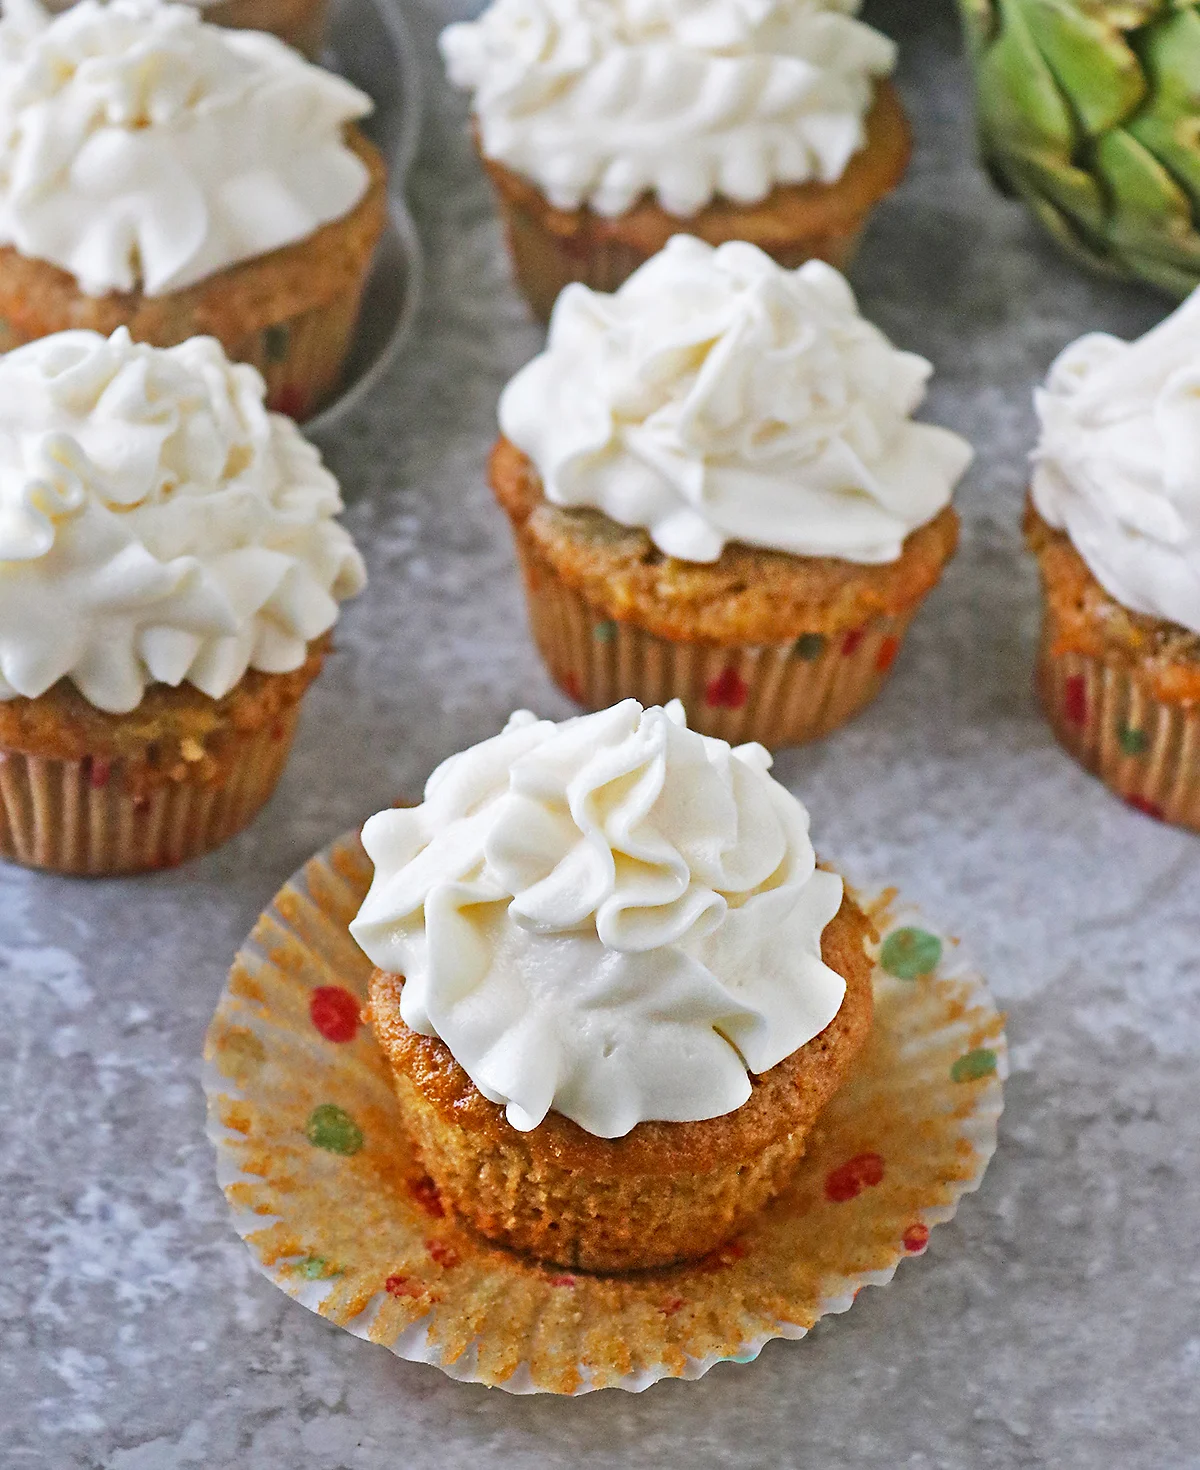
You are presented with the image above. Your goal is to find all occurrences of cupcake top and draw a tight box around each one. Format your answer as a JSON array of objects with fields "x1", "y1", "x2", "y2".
[
  {"x1": 0, "y1": 0, "x2": 373, "y2": 297},
  {"x1": 0, "y1": 327, "x2": 365, "y2": 714},
  {"x1": 351, "y1": 698, "x2": 848, "y2": 1140},
  {"x1": 499, "y1": 235, "x2": 973, "y2": 564},
  {"x1": 440, "y1": 0, "x2": 896, "y2": 218},
  {"x1": 1032, "y1": 290, "x2": 1200, "y2": 637}
]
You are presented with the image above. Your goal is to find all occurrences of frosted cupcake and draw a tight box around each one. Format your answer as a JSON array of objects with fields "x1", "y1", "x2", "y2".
[
  {"x1": 0, "y1": 327, "x2": 365, "y2": 874},
  {"x1": 441, "y1": 0, "x2": 910, "y2": 319},
  {"x1": 42, "y1": 0, "x2": 330, "y2": 57},
  {"x1": 352, "y1": 698, "x2": 873, "y2": 1272},
  {"x1": 0, "y1": 0, "x2": 387, "y2": 419},
  {"x1": 1028, "y1": 290, "x2": 1200, "y2": 832},
  {"x1": 492, "y1": 236, "x2": 973, "y2": 748}
]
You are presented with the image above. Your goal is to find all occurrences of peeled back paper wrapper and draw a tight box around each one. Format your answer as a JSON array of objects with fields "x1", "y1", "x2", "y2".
[{"x1": 204, "y1": 829, "x2": 1006, "y2": 1395}]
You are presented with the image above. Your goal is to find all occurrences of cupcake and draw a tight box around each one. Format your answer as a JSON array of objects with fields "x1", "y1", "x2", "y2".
[
  {"x1": 0, "y1": 327, "x2": 365, "y2": 874},
  {"x1": 440, "y1": 0, "x2": 910, "y2": 320},
  {"x1": 492, "y1": 236, "x2": 973, "y2": 748},
  {"x1": 42, "y1": 0, "x2": 330, "y2": 57},
  {"x1": 1027, "y1": 291, "x2": 1200, "y2": 832},
  {"x1": 0, "y1": 0, "x2": 388, "y2": 419},
  {"x1": 352, "y1": 698, "x2": 873, "y2": 1272}
]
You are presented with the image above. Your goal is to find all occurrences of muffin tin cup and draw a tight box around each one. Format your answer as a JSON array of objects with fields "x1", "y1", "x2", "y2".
[
  {"x1": 491, "y1": 183, "x2": 866, "y2": 323},
  {"x1": 513, "y1": 536, "x2": 920, "y2": 748},
  {"x1": 204, "y1": 828, "x2": 1006, "y2": 1396},
  {"x1": 0, "y1": 705, "x2": 301, "y2": 876},
  {"x1": 1037, "y1": 615, "x2": 1200, "y2": 833}
]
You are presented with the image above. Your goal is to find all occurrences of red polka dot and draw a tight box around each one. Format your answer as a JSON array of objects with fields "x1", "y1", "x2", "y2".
[
  {"x1": 705, "y1": 667, "x2": 748, "y2": 709},
  {"x1": 561, "y1": 670, "x2": 584, "y2": 703},
  {"x1": 842, "y1": 628, "x2": 866, "y2": 657},
  {"x1": 408, "y1": 1175, "x2": 445, "y2": 1218},
  {"x1": 385, "y1": 1274, "x2": 423, "y2": 1299},
  {"x1": 309, "y1": 986, "x2": 360, "y2": 1043},
  {"x1": 88, "y1": 757, "x2": 111, "y2": 789},
  {"x1": 548, "y1": 1273, "x2": 577, "y2": 1288},
  {"x1": 903, "y1": 1223, "x2": 930, "y2": 1253},
  {"x1": 1126, "y1": 794, "x2": 1165, "y2": 822},
  {"x1": 825, "y1": 1152, "x2": 885, "y2": 1203},
  {"x1": 273, "y1": 385, "x2": 308, "y2": 421},
  {"x1": 698, "y1": 1238, "x2": 747, "y2": 1273},
  {"x1": 426, "y1": 1238, "x2": 459, "y2": 1269},
  {"x1": 271, "y1": 722, "x2": 286, "y2": 741},
  {"x1": 875, "y1": 636, "x2": 901, "y2": 673},
  {"x1": 1064, "y1": 674, "x2": 1088, "y2": 727},
  {"x1": 660, "y1": 1296, "x2": 685, "y2": 1317}
]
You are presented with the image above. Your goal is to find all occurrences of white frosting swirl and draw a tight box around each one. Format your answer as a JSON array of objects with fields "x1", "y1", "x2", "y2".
[
  {"x1": 0, "y1": 327, "x2": 365, "y2": 713},
  {"x1": 0, "y1": 0, "x2": 373, "y2": 296},
  {"x1": 440, "y1": 0, "x2": 896, "y2": 217},
  {"x1": 1032, "y1": 289, "x2": 1200, "y2": 637},
  {"x1": 499, "y1": 236, "x2": 973, "y2": 564},
  {"x1": 351, "y1": 699, "x2": 847, "y2": 1139}
]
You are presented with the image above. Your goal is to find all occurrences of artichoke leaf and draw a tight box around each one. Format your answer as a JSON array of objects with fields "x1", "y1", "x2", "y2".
[
  {"x1": 1022, "y1": 0, "x2": 1147, "y2": 135},
  {"x1": 1127, "y1": 8, "x2": 1200, "y2": 209},
  {"x1": 976, "y1": 0, "x2": 1079, "y2": 153},
  {"x1": 1096, "y1": 126, "x2": 1200, "y2": 266}
]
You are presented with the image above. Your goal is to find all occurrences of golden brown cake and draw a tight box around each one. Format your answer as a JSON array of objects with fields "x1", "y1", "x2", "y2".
[
  {"x1": 366, "y1": 891, "x2": 873, "y2": 1273},
  {"x1": 482, "y1": 83, "x2": 912, "y2": 321}
]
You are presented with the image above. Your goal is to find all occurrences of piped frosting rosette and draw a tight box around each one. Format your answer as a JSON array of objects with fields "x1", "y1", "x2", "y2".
[
  {"x1": 350, "y1": 699, "x2": 846, "y2": 1137},
  {"x1": 0, "y1": 0, "x2": 373, "y2": 296},
  {"x1": 441, "y1": 0, "x2": 897, "y2": 217},
  {"x1": 0, "y1": 327, "x2": 365, "y2": 714}
]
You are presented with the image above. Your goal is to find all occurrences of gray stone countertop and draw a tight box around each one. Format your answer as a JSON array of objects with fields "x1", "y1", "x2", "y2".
[{"x1": 5, "y1": 0, "x2": 1200, "y2": 1465}]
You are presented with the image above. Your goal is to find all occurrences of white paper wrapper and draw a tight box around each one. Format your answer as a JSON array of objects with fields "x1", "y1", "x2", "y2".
[{"x1": 204, "y1": 832, "x2": 1006, "y2": 1395}]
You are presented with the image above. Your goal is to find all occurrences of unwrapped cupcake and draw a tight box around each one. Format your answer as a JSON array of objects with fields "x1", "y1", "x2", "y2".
[
  {"x1": 441, "y1": 0, "x2": 910, "y2": 319},
  {"x1": 1027, "y1": 290, "x2": 1200, "y2": 832},
  {"x1": 491, "y1": 235, "x2": 974, "y2": 748},
  {"x1": 0, "y1": 0, "x2": 387, "y2": 418},
  {"x1": 0, "y1": 327, "x2": 365, "y2": 874},
  {"x1": 352, "y1": 697, "x2": 873, "y2": 1272}
]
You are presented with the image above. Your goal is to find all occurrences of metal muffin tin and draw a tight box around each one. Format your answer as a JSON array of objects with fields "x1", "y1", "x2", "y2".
[{"x1": 304, "y1": 0, "x2": 423, "y2": 439}]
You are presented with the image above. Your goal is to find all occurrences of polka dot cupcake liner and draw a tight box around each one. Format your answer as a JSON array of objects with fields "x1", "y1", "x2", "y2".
[
  {"x1": 1038, "y1": 621, "x2": 1200, "y2": 834},
  {"x1": 0, "y1": 706, "x2": 301, "y2": 876},
  {"x1": 204, "y1": 829, "x2": 1006, "y2": 1395},
  {"x1": 514, "y1": 536, "x2": 920, "y2": 750}
]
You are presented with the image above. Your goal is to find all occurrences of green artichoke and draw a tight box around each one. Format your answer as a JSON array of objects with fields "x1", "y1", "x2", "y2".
[{"x1": 957, "y1": 0, "x2": 1200, "y2": 296}]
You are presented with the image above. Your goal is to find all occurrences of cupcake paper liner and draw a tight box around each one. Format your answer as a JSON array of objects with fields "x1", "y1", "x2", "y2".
[
  {"x1": 516, "y1": 539, "x2": 919, "y2": 748},
  {"x1": 200, "y1": 0, "x2": 329, "y2": 57},
  {"x1": 228, "y1": 276, "x2": 371, "y2": 423},
  {"x1": 0, "y1": 706, "x2": 300, "y2": 876},
  {"x1": 204, "y1": 829, "x2": 1006, "y2": 1395},
  {"x1": 493, "y1": 188, "x2": 865, "y2": 323},
  {"x1": 1038, "y1": 623, "x2": 1200, "y2": 833}
]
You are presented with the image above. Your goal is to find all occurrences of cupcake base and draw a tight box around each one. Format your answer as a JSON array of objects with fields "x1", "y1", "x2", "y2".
[
  {"x1": 205, "y1": 830, "x2": 1006, "y2": 1395},
  {"x1": 1037, "y1": 623, "x2": 1200, "y2": 833},
  {"x1": 481, "y1": 81, "x2": 911, "y2": 321},
  {"x1": 0, "y1": 705, "x2": 301, "y2": 876},
  {"x1": 201, "y1": 0, "x2": 329, "y2": 56},
  {"x1": 519, "y1": 535, "x2": 919, "y2": 747}
]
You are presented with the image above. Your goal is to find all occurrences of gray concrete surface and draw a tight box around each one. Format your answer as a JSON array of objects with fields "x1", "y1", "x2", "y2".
[{"x1": 5, "y1": 0, "x2": 1200, "y2": 1464}]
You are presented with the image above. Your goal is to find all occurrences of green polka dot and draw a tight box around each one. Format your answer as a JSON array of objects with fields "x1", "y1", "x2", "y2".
[
  {"x1": 1118, "y1": 723, "x2": 1149, "y2": 756},
  {"x1": 951, "y1": 1049, "x2": 998, "y2": 1083},
  {"x1": 794, "y1": 633, "x2": 827, "y2": 661},
  {"x1": 881, "y1": 927, "x2": 943, "y2": 980},
  {"x1": 305, "y1": 1103, "x2": 363, "y2": 1156},
  {"x1": 594, "y1": 621, "x2": 616, "y2": 643},
  {"x1": 264, "y1": 324, "x2": 291, "y2": 363},
  {"x1": 297, "y1": 1255, "x2": 340, "y2": 1280}
]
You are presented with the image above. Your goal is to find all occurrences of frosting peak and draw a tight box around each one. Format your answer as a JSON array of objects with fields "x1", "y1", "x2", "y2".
[
  {"x1": 1032, "y1": 289, "x2": 1200, "y2": 637},
  {"x1": 441, "y1": 0, "x2": 896, "y2": 217},
  {"x1": 499, "y1": 235, "x2": 973, "y2": 564},
  {"x1": 0, "y1": 0, "x2": 373, "y2": 295},
  {"x1": 0, "y1": 327, "x2": 365, "y2": 713},
  {"x1": 351, "y1": 699, "x2": 847, "y2": 1139}
]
